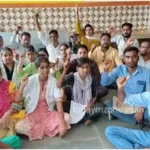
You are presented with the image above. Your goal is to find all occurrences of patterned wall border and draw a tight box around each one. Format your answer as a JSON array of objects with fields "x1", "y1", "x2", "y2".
[{"x1": 0, "y1": 1, "x2": 149, "y2": 8}]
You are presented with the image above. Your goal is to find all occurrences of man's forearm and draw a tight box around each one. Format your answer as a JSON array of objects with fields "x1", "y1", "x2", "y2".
[
  {"x1": 117, "y1": 87, "x2": 125, "y2": 102},
  {"x1": 35, "y1": 18, "x2": 41, "y2": 31}
]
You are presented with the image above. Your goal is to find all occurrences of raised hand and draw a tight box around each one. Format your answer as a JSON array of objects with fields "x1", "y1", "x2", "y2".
[
  {"x1": 91, "y1": 44, "x2": 97, "y2": 52},
  {"x1": 21, "y1": 74, "x2": 28, "y2": 87},
  {"x1": 75, "y1": 6, "x2": 79, "y2": 13},
  {"x1": 35, "y1": 13, "x2": 40, "y2": 20},
  {"x1": 103, "y1": 59, "x2": 112, "y2": 72},
  {"x1": 19, "y1": 53, "x2": 26, "y2": 60},
  {"x1": 108, "y1": 25, "x2": 116, "y2": 34},
  {"x1": 116, "y1": 76, "x2": 130, "y2": 89},
  {"x1": 63, "y1": 60, "x2": 71, "y2": 71},
  {"x1": 126, "y1": 38, "x2": 135, "y2": 47},
  {"x1": 66, "y1": 48, "x2": 71, "y2": 60},
  {"x1": 16, "y1": 26, "x2": 22, "y2": 34}
]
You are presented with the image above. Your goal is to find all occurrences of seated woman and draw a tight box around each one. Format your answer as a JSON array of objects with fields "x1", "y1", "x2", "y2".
[
  {"x1": 24, "y1": 45, "x2": 36, "y2": 66},
  {"x1": 57, "y1": 57, "x2": 104, "y2": 125},
  {"x1": 65, "y1": 45, "x2": 108, "y2": 100},
  {"x1": 15, "y1": 56, "x2": 70, "y2": 141},
  {"x1": 0, "y1": 67, "x2": 25, "y2": 140},
  {"x1": 75, "y1": 7, "x2": 99, "y2": 51},
  {"x1": 0, "y1": 47, "x2": 20, "y2": 88},
  {"x1": 57, "y1": 44, "x2": 77, "y2": 69},
  {"x1": 17, "y1": 48, "x2": 49, "y2": 78}
]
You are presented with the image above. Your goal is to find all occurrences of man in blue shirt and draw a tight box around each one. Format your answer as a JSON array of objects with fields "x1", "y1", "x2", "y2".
[
  {"x1": 101, "y1": 46, "x2": 150, "y2": 124},
  {"x1": 105, "y1": 77, "x2": 150, "y2": 149}
]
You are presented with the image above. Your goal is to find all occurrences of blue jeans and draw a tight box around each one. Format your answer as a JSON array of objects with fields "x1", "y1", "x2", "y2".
[
  {"x1": 104, "y1": 99, "x2": 149, "y2": 124},
  {"x1": 105, "y1": 126, "x2": 150, "y2": 149}
]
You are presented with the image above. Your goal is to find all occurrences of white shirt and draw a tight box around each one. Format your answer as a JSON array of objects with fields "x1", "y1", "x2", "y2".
[
  {"x1": 37, "y1": 32, "x2": 61, "y2": 63},
  {"x1": 111, "y1": 35, "x2": 139, "y2": 58},
  {"x1": 23, "y1": 73, "x2": 62, "y2": 114},
  {"x1": 10, "y1": 33, "x2": 26, "y2": 55},
  {"x1": 138, "y1": 56, "x2": 150, "y2": 70}
]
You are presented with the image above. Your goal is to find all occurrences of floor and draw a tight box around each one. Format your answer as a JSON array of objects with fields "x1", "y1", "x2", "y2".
[{"x1": 20, "y1": 89, "x2": 144, "y2": 149}]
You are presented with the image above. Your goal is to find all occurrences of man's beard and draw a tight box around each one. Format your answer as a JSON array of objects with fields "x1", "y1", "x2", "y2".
[
  {"x1": 102, "y1": 45, "x2": 109, "y2": 49},
  {"x1": 122, "y1": 33, "x2": 131, "y2": 38},
  {"x1": 139, "y1": 52, "x2": 147, "y2": 56}
]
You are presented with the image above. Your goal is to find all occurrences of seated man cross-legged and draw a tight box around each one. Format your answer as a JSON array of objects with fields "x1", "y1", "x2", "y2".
[
  {"x1": 101, "y1": 46, "x2": 150, "y2": 124},
  {"x1": 105, "y1": 77, "x2": 150, "y2": 149}
]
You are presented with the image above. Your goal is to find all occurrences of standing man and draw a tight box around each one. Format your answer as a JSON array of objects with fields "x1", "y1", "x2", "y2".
[
  {"x1": 35, "y1": 13, "x2": 61, "y2": 63},
  {"x1": 101, "y1": 46, "x2": 150, "y2": 124},
  {"x1": 10, "y1": 26, "x2": 31, "y2": 55},
  {"x1": 111, "y1": 23, "x2": 139, "y2": 58}
]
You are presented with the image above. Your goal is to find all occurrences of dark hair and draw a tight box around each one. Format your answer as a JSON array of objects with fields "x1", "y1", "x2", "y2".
[
  {"x1": 0, "y1": 67, "x2": 1, "y2": 74},
  {"x1": 122, "y1": 23, "x2": 133, "y2": 29},
  {"x1": 1, "y1": 47, "x2": 13, "y2": 54},
  {"x1": 100, "y1": 33, "x2": 111, "y2": 39},
  {"x1": 49, "y1": 30, "x2": 58, "y2": 35},
  {"x1": 77, "y1": 45, "x2": 88, "y2": 52},
  {"x1": 38, "y1": 48, "x2": 49, "y2": 57},
  {"x1": 85, "y1": 24, "x2": 94, "y2": 31},
  {"x1": 21, "y1": 32, "x2": 31, "y2": 39},
  {"x1": 60, "y1": 44, "x2": 69, "y2": 49},
  {"x1": 35, "y1": 55, "x2": 50, "y2": 68},
  {"x1": 123, "y1": 46, "x2": 139, "y2": 55},
  {"x1": 77, "y1": 57, "x2": 90, "y2": 67},
  {"x1": 26, "y1": 45, "x2": 35, "y2": 52}
]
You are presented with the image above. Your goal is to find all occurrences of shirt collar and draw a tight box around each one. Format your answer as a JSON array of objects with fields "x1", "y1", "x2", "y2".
[
  {"x1": 139, "y1": 55, "x2": 150, "y2": 63},
  {"x1": 100, "y1": 46, "x2": 113, "y2": 55},
  {"x1": 124, "y1": 65, "x2": 141, "y2": 76}
]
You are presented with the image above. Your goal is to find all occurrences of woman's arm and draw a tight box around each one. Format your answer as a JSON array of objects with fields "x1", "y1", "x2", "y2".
[
  {"x1": 75, "y1": 6, "x2": 84, "y2": 36},
  {"x1": 15, "y1": 84, "x2": 25, "y2": 103},
  {"x1": 15, "y1": 75, "x2": 28, "y2": 103},
  {"x1": 0, "y1": 109, "x2": 14, "y2": 129},
  {"x1": 17, "y1": 54, "x2": 26, "y2": 73},
  {"x1": 56, "y1": 99, "x2": 67, "y2": 137},
  {"x1": 56, "y1": 62, "x2": 70, "y2": 88}
]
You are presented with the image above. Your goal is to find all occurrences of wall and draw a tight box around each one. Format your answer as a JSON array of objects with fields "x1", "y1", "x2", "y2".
[{"x1": 0, "y1": 1, "x2": 149, "y2": 32}]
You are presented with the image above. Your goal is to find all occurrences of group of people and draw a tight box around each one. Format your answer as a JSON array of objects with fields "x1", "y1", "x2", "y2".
[{"x1": 0, "y1": 6, "x2": 150, "y2": 149}]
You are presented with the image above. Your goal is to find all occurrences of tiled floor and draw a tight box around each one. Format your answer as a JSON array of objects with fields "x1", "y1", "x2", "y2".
[{"x1": 20, "y1": 89, "x2": 143, "y2": 149}]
